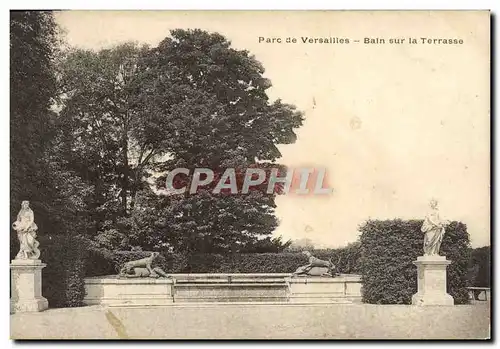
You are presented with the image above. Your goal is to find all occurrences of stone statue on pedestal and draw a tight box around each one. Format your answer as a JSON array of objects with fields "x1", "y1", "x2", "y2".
[
  {"x1": 421, "y1": 199, "x2": 450, "y2": 256},
  {"x1": 12, "y1": 201, "x2": 41, "y2": 260},
  {"x1": 10, "y1": 200, "x2": 48, "y2": 313},
  {"x1": 412, "y1": 199, "x2": 454, "y2": 306}
]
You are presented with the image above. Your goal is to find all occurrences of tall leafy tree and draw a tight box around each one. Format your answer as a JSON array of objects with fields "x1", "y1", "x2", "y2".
[
  {"x1": 136, "y1": 29, "x2": 302, "y2": 168},
  {"x1": 57, "y1": 43, "x2": 170, "y2": 243},
  {"x1": 11, "y1": 11, "x2": 58, "y2": 223},
  {"x1": 58, "y1": 44, "x2": 149, "y2": 215},
  {"x1": 134, "y1": 29, "x2": 303, "y2": 253},
  {"x1": 57, "y1": 29, "x2": 303, "y2": 253},
  {"x1": 10, "y1": 11, "x2": 90, "y2": 243}
]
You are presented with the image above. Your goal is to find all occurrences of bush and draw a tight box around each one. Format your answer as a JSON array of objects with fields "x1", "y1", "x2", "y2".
[
  {"x1": 314, "y1": 243, "x2": 362, "y2": 274},
  {"x1": 359, "y1": 219, "x2": 471, "y2": 305},
  {"x1": 219, "y1": 253, "x2": 306, "y2": 273},
  {"x1": 40, "y1": 234, "x2": 88, "y2": 308},
  {"x1": 85, "y1": 246, "x2": 116, "y2": 276},
  {"x1": 184, "y1": 249, "x2": 361, "y2": 273},
  {"x1": 183, "y1": 253, "x2": 225, "y2": 273},
  {"x1": 468, "y1": 246, "x2": 490, "y2": 288}
]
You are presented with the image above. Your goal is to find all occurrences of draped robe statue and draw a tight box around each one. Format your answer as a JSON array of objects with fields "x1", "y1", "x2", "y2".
[
  {"x1": 421, "y1": 199, "x2": 450, "y2": 256},
  {"x1": 12, "y1": 201, "x2": 41, "y2": 260}
]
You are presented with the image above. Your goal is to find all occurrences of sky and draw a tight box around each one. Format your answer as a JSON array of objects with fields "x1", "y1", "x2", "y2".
[{"x1": 54, "y1": 10, "x2": 490, "y2": 248}]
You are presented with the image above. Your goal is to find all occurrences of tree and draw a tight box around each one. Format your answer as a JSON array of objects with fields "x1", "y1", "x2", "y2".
[
  {"x1": 132, "y1": 29, "x2": 303, "y2": 253},
  {"x1": 136, "y1": 29, "x2": 303, "y2": 168},
  {"x1": 57, "y1": 29, "x2": 303, "y2": 253},
  {"x1": 58, "y1": 43, "x2": 151, "y2": 213},
  {"x1": 57, "y1": 43, "x2": 173, "y2": 243},
  {"x1": 10, "y1": 11, "x2": 90, "y2": 246},
  {"x1": 240, "y1": 236, "x2": 292, "y2": 253},
  {"x1": 11, "y1": 11, "x2": 58, "y2": 227}
]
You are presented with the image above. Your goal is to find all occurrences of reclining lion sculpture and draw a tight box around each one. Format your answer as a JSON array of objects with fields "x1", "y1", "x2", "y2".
[
  {"x1": 292, "y1": 251, "x2": 341, "y2": 277},
  {"x1": 118, "y1": 252, "x2": 170, "y2": 278}
]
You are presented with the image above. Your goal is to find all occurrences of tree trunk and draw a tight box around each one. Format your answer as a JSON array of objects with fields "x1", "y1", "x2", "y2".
[
  {"x1": 94, "y1": 167, "x2": 104, "y2": 236},
  {"x1": 121, "y1": 124, "x2": 129, "y2": 215}
]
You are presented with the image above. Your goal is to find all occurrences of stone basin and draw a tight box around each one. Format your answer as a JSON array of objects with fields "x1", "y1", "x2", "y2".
[{"x1": 83, "y1": 273, "x2": 362, "y2": 306}]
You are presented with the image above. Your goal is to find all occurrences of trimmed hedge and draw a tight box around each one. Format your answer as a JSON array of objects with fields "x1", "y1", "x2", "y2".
[
  {"x1": 39, "y1": 234, "x2": 88, "y2": 308},
  {"x1": 314, "y1": 243, "x2": 361, "y2": 274},
  {"x1": 185, "y1": 251, "x2": 358, "y2": 273},
  {"x1": 468, "y1": 246, "x2": 490, "y2": 288},
  {"x1": 188, "y1": 252, "x2": 307, "y2": 273},
  {"x1": 359, "y1": 219, "x2": 471, "y2": 305}
]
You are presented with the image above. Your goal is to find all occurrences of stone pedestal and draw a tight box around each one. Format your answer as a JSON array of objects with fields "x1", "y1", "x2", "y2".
[
  {"x1": 412, "y1": 255, "x2": 454, "y2": 306},
  {"x1": 10, "y1": 259, "x2": 48, "y2": 313}
]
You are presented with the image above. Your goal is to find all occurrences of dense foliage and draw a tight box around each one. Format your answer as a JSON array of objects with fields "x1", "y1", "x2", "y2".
[
  {"x1": 56, "y1": 29, "x2": 302, "y2": 254},
  {"x1": 359, "y1": 219, "x2": 471, "y2": 305},
  {"x1": 468, "y1": 246, "x2": 490, "y2": 288},
  {"x1": 10, "y1": 11, "x2": 91, "y2": 260},
  {"x1": 10, "y1": 15, "x2": 301, "y2": 307},
  {"x1": 40, "y1": 235, "x2": 88, "y2": 307},
  {"x1": 10, "y1": 11, "x2": 58, "y2": 219}
]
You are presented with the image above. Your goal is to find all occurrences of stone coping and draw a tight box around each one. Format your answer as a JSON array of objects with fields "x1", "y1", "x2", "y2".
[
  {"x1": 87, "y1": 273, "x2": 360, "y2": 278},
  {"x1": 86, "y1": 276, "x2": 174, "y2": 284},
  {"x1": 287, "y1": 276, "x2": 361, "y2": 283},
  {"x1": 171, "y1": 273, "x2": 293, "y2": 278},
  {"x1": 85, "y1": 273, "x2": 362, "y2": 284},
  {"x1": 174, "y1": 283, "x2": 287, "y2": 287}
]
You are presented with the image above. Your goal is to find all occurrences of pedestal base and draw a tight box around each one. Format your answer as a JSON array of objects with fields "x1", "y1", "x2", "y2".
[
  {"x1": 10, "y1": 259, "x2": 49, "y2": 313},
  {"x1": 412, "y1": 255, "x2": 454, "y2": 306},
  {"x1": 411, "y1": 292, "x2": 454, "y2": 306},
  {"x1": 10, "y1": 297, "x2": 49, "y2": 313}
]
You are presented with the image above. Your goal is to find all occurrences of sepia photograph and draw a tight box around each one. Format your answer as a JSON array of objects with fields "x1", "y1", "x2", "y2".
[{"x1": 9, "y1": 9, "x2": 491, "y2": 340}]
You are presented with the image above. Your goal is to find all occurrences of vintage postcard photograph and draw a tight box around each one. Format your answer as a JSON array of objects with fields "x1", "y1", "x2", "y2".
[{"x1": 9, "y1": 10, "x2": 490, "y2": 340}]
